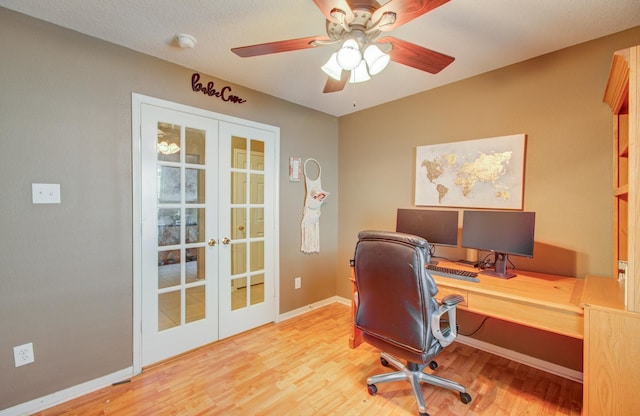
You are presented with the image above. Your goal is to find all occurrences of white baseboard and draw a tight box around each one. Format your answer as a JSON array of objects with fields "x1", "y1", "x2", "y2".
[
  {"x1": 0, "y1": 367, "x2": 134, "y2": 416},
  {"x1": 456, "y1": 335, "x2": 583, "y2": 383},
  {"x1": 277, "y1": 296, "x2": 350, "y2": 322}
]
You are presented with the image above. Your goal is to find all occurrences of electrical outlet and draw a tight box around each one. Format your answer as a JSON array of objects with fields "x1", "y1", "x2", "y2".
[
  {"x1": 294, "y1": 277, "x2": 301, "y2": 289},
  {"x1": 32, "y1": 183, "x2": 61, "y2": 204},
  {"x1": 14, "y1": 342, "x2": 35, "y2": 367}
]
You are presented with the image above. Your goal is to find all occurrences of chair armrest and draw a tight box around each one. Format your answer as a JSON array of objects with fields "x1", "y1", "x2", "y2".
[
  {"x1": 430, "y1": 293, "x2": 463, "y2": 347},
  {"x1": 442, "y1": 294, "x2": 464, "y2": 306}
]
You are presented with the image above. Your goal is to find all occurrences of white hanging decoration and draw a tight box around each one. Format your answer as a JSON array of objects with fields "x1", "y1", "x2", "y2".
[{"x1": 301, "y1": 158, "x2": 329, "y2": 254}]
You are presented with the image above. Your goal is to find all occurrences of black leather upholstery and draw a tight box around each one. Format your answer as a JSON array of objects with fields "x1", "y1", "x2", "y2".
[
  {"x1": 353, "y1": 230, "x2": 470, "y2": 415},
  {"x1": 354, "y1": 230, "x2": 443, "y2": 363}
]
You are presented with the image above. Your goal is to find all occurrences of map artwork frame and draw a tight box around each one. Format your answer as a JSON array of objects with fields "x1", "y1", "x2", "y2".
[{"x1": 415, "y1": 134, "x2": 526, "y2": 209}]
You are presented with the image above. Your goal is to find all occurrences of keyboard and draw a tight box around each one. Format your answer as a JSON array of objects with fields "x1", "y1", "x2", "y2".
[{"x1": 426, "y1": 264, "x2": 480, "y2": 283}]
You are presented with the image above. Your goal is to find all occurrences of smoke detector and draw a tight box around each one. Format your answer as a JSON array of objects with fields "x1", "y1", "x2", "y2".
[{"x1": 176, "y1": 33, "x2": 197, "y2": 49}]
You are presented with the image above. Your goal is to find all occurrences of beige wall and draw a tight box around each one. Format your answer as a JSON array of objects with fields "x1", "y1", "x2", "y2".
[
  {"x1": 3, "y1": 3, "x2": 640, "y2": 411},
  {"x1": 337, "y1": 26, "x2": 640, "y2": 371},
  {"x1": 0, "y1": 8, "x2": 338, "y2": 410}
]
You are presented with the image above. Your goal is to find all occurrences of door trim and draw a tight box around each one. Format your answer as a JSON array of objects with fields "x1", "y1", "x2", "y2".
[{"x1": 131, "y1": 93, "x2": 280, "y2": 374}]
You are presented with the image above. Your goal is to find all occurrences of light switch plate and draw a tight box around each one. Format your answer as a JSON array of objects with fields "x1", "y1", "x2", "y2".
[{"x1": 32, "y1": 183, "x2": 61, "y2": 204}]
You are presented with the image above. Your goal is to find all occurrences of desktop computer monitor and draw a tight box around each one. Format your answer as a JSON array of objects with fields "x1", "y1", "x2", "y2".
[
  {"x1": 461, "y1": 210, "x2": 535, "y2": 279},
  {"x1": 396, "y1": 209, "x2": 459, "y2": 263}
]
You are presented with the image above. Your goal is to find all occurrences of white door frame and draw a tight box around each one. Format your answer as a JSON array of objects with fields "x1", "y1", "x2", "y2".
[{"x1": 131, "y1": 93, "x2": 280, "y2": 374}]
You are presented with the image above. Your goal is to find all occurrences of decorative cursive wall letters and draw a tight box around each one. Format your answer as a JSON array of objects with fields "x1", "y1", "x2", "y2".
[{"x1": 191, "y1": 73, "x2": 247, "y2": 104}]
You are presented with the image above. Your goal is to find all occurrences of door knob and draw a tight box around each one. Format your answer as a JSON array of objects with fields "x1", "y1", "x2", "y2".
[
  {"x1": 222, "y1": 237, "x2": 231, "y2": 245},
  {"x1": 238, "y1": 225, "x2": 245, "y2": 231},
  {"x1": 208, "y1": 239, "x2": 217, "y2": 246}
]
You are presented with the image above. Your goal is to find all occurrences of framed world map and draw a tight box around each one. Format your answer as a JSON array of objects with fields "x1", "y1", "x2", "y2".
[{"x1": 415, "y1": 134, "x2": 526, "y2": 209}]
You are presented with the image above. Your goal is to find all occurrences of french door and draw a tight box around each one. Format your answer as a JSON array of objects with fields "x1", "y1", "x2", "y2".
[
  {"x1": 218, "y1": 122, "x2": 276, "y2": 339},
  {"x1": 134, "y1": 96, "x2": 277, "y2": 368}
]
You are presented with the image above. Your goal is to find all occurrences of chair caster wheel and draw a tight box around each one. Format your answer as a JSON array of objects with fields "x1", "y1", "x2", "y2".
[
  {"x1": 367, "y1": 384, "x2": 377, "y2": 396},
  {"x1": 460, "y1": 392, "x2": 472, "y2": 404},
  {"x1": 428, "y1": 361, "x2": 438, "y2": 370},
  {"x1": 419, "y1": 412, "x2": 430, "y2": 416},
  {"x1": 380, "y1": 357, "x2": 389, "y2": 367}
]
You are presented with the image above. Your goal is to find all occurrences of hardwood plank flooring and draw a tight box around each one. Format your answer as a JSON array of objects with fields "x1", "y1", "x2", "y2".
[{"x1": 33, "y1": 303, "x2": 582, "y2": 415}]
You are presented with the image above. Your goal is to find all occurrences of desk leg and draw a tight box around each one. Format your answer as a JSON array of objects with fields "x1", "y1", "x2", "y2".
[{"x1": 349, "y1": 267, "x2": 363, "y2": 348}]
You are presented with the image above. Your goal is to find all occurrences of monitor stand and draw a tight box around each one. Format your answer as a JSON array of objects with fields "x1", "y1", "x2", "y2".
[{"x1": 480, "y1": 252, "x2": 516, "y2": 279}]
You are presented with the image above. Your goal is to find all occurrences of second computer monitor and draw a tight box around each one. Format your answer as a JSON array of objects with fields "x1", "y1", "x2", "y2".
[
  {"x1": 395, "y1": 209, "x2": 459, "y2": 247},
  {"x1": 461, "y1": 210, "x2": 535, "y2": 278}
]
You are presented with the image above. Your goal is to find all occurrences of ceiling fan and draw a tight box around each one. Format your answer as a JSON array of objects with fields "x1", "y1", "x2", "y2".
[{"x1": 231, "y1": 0, "x2": 455, "y2": 93}]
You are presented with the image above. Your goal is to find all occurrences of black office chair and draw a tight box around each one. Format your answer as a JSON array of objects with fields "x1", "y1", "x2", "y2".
[{"x1": 353, "y1": 230, "x2": 472, "y2": 416}]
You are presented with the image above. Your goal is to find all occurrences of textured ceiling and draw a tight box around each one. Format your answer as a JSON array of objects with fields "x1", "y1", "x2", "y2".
[{"x1": 1, "y1": 0, "x2": 639, "y2": 116}]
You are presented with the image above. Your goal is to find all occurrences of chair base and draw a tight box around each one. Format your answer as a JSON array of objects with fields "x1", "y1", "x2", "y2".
[{"x1": 367, "y1": 352, "x2": 471, "y2": 416}]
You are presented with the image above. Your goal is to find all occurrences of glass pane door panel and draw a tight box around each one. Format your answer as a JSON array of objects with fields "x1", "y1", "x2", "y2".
[
  {"x1": 185, "y1": 168, "x2": 205, "y2": 203},
  {"x1": 231, "y1": 208, "x2": 247, "y2": 240},
  {"x1": 158, "y1": 249, "x2": 180, "y2": 289},
  {"x1": 231, "y1": 277, "x2": 247, "y2": 311},
  {"x1": 231, "y1": 243, "x2": 247, "y2": 275},
  {"x1": 250, "y1": 140, "x2": 265, "y2": 170},
  {"x1": 250, "y1": 208, "x2": 264, "y2": 238},
  {"x1": 250, "y1": 173, "x2": 264, "y2": 204},
  {"x1": 185, "y1": 128, "x2": 206, "y2": 165},
  {"x1": 250, "y1": 241, "x2": 264, "y2": 272},
  {"x1": 231, "y1": 137, "x2": 247, "y2": 168},
  {"x1": 157, "y1": 123, "x2": 181, "y2": 163},
  {"x1": 185, "y1": 247, "x2": 205, "y2": 283},
  {"x1": 185, "y1": 285, "x2": 205, "y2": 324},
  {"x1": 158, "y1": 166, "x2": 181, "y2": 203},
  {"x1": 231, "y1": 172, "x2": 247, "y2": 204},
  {"x1": 185, "y1": 208, "x2": 204, "y2": 243},
  {"x1": 250, "y1": 274, "x2": 265, "y2": 306},
  {"x1": 158, "y1": 290, "x2": 180, "y2": 331},
  {"x1": 158, "y1": 208, "x2": 180, "y2": 246}
]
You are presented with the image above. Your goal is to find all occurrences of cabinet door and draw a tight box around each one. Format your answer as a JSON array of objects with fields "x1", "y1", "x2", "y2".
[{"x1": 584, "y1": 306, "x2": 640, "y2": 415}]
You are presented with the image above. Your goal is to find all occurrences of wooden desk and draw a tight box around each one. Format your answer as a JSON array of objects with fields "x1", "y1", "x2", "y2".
[{"x1": 350, "y1": 262, "x2": 585, "y2": 348}]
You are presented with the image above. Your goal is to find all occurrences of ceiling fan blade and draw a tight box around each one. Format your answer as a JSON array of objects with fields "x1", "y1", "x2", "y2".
[
  {"x1": 231, "y1": 36, "x2": 329, "y2": 58},
  {"x1": 323, "y1": 71, "x2": 349, "y2": 93},
  {"x1": 313, "y1": 0, "x2": 355, "y2": 23},
  {"x1": 379, "y1": 36, "x2": 454, "y2": 74},
  {"x1": 372, "y1": 0, "x2": 450, "y2": 31}
]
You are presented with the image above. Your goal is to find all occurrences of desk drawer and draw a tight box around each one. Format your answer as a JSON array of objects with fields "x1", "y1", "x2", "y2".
[
  {"x1": 437, "y1": 286, "x2": 468, "y2": 307},
  {"x1": 470, "y1": 292, "x2": 583, "y2": 339}
]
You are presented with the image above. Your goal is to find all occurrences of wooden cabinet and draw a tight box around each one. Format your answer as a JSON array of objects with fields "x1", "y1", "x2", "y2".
[
  {"x1": 582, "y1": 275, "x2": 639, "y2": 416},
  {"x1": 582, "y1": 45, "x2": 640, "y2": 416},
  {"x1": 603, "y1": 45, "x2": 640, "y2": 311}
]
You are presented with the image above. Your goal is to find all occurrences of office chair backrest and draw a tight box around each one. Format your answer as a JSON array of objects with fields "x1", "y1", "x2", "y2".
[{"x1": 354, "y1": 230, "x2": 439, "y2": 358}]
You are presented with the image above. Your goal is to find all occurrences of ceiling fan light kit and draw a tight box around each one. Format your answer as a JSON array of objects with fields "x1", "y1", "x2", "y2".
[
  {"x1": 350, "y1": 60, "x2": 371, "y2": 83},
  {"x1": 321, "y1": 52, "x2": 343, "y2": 80},
  {"x1": 322, "y1": 34, "x2": 391, "y2": 83},
  {"x1": 336, "y1": 38, "x2": 363, "y2": 70},
  {"x1": 363, "y1": 43, "x2": 391, "y2": 75},
  {"x1": 231, "y1": 0, "x2": 455, "y2": 93}
]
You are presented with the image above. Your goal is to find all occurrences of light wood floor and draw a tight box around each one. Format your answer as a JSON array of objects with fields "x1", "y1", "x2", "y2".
[{"x1": 33, "y1": 303, "x2": 582, "y2": 416}]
